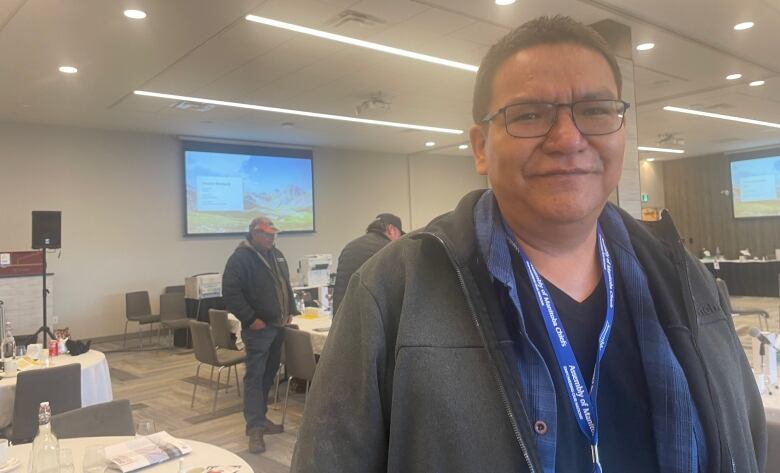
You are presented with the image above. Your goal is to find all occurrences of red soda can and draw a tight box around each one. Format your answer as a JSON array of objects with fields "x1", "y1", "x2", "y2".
[{"x1": 48, "y1": 340, "x2": 58, "y2": 357}]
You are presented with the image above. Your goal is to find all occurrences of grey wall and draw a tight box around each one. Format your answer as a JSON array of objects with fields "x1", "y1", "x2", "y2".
[{"x1": 0, "y1": 122, "x2": 485, "y2": 338}]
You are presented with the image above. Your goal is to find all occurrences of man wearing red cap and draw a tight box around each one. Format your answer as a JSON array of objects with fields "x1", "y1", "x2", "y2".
[{"x1": 222, "y1": 216, "x2": 298, "y2": 454}]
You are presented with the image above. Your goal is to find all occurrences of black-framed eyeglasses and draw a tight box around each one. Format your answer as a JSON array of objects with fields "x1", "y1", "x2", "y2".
[{"x1": 481, "y1": 99, "x2": 630, "y2": 138}]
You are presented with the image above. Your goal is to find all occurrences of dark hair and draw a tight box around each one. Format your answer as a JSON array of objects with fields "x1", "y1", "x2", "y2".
[{"x1": 472, "y1": 15, "x2": 622, "y2": 123}]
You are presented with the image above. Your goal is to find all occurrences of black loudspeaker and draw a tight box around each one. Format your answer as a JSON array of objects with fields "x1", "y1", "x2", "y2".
[{"x1": 32, "y1": 211, "x2": 61, "y2": 249}]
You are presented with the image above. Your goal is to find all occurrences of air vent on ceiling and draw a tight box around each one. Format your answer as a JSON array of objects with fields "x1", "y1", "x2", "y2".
[
  {"x1": 702, "y1": 103, "x2": 734, "y2": 111},
  {"x1": 170, "y1": 101, "x2": 216, "y2": 112},
  {"x1": 656, "y1": 132, "x2": 685, "y2": 147},
  {"x1": 712, "y1": 137, "x2": 741, "y2": 143},
  {"x1": 355, "y1": 92, "x2": 391, "y2": 116},
  {"x1": 326, "y1": 10, "x2": 385, "y2": 28}
]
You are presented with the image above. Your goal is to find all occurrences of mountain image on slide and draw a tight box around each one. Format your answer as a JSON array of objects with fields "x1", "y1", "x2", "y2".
[
  {"x1": 186, "y1": 183, "x2": 313, "y2": 233},
  {"x1": 244, "y1": 185, "x2": 311, "y2": 211}
]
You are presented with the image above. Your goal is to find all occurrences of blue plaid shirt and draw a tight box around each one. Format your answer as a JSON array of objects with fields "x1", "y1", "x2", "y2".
[{"x1": 474, "y1": 191, "x2": 706, "y2": 473}]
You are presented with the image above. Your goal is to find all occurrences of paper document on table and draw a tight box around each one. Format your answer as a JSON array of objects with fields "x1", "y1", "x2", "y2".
[{"x1": 105, "y1": 431, "x2": 192, "y2": 472}]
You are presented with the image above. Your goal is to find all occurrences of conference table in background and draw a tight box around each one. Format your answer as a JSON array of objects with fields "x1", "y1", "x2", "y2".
[
  {"x1": 0, "y1": 350, "x2": 113, "y2": 428},
  {"x1": 703, "y1": 259, "x2": 780, "y2": 297},
  {"x1": 10, "y1": 436, "x2": 253, "y2": 472}
]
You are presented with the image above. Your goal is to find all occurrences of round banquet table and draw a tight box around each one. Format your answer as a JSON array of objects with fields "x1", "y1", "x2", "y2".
[
  {"x1": 291, "y1": 315, "x2": 331, "y2": 355},
  {"x1": 0, "y1": 350, "x2": 113, "y2": 429},
  {"x1": 10, "y1": 436, "x2": 254, "y2": 472}
]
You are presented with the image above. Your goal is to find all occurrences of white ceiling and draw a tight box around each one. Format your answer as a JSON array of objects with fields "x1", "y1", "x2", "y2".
[{"x1": 0, "y1": 0, "x2": 778, "y2": 160}]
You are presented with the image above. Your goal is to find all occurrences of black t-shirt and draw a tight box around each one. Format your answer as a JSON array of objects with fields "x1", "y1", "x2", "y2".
[{"x1": 509, "y1": 248, "x2": 660, "y2": 472}]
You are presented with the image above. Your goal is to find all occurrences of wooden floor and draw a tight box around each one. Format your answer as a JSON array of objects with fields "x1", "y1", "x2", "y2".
[
  {"x1": 95, "y1": 337, "x2": 302, "y2": 473},
  {"x1": 96, "y1": 295, "x2": 779, "y2": 473}
]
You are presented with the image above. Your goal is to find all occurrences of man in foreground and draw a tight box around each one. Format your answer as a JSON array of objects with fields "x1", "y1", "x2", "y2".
[
  {"x1": 332, "y1": 213, "x2": 404, "y2": 314},
  {"x1": 222, "y1": 216, "x2": 297, "y2": 454},
  {"x1": 291, "y1": 16, "x2": 765, "y2": 473}
]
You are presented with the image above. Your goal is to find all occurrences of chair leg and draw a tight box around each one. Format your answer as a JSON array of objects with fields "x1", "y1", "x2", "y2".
[
  {"x1": 226, "y1": 365, "x2": 231, "y2": 394},
  {"x1": 123, "y1": 321, "x2": 129, "y2": 347},
  {"x1": 209, "y1": 366, "x2": 215, "y2": 388},
  {"x1": 191, "y1": 363, "x2": 202, "y2": 408},
  {"x1": 305, "y1": 380, "x2": 310, "y2": 402},
  {"x1": 138, "y1": 324, "x2": 144, "y2": 349},
  {"x1": 213, "y1": 367, "x2": 224, "y2": 414},
  {"x1": 235, "y1": 365, "x2": 241, "y2": 398},
  {"x1": 157, "y1": 324, "x2": 162, "y2": 346},
  {"x1": 282, "y1": 376, "x2": 293, "y2": 427},
  {"x1": 273, "y1": 366, "x2": 282, "y2": 405}
]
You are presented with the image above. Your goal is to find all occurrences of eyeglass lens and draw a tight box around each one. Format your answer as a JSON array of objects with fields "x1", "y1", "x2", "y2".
[{"x1": 503, "y1": 100, "x2": 626, "y2": 138}]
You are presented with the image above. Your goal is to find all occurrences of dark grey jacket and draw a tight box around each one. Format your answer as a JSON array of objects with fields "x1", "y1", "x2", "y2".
[
  {"x1": 291, "y1": 190, "x2": 765, "y2": 473},
  {"x1": 222, "y1": 241, "x2": 297, "y2": 329},
  {"x1": 332, "y1": 230, "x2": 391, "y2": 314}
]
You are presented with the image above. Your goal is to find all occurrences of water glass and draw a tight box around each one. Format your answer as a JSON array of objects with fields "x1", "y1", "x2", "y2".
[
  {"x1": 83, "y1": 445, "x2": 106, "y2": 473},
  {"x1": 135, "y1": 420, "x2": 156, "y2": 436},
  {"x1": 15, "y1": 345, "x2": 25, "y2": 358},
  {"x1": 59, "y1": 448, "x2": 74, "y2": 473}
]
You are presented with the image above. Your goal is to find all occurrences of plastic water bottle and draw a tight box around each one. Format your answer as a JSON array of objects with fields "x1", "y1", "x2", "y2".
[
  {"x1": 28, "y1": 402, "x2": 60, "y2": 473},
  {"x1": 2, "y1": 322, "x2": 15, "y2": 360}
]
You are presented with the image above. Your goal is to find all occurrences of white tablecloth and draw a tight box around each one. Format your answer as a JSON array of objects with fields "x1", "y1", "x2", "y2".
[
  {"x1": 0, "y1": 350, "x2": 113, "y2": 428},
  {"x1": 291, "y1": 315, "x2": 331, "y2": 355},
  {"x1": 10, "y1": 435, "x2": 253, "y2": 472}
]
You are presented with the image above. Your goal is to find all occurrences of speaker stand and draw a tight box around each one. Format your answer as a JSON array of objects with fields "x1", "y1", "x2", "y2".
[{"x1": 32, "y1": 249, "x2": 55, "y2": 344}]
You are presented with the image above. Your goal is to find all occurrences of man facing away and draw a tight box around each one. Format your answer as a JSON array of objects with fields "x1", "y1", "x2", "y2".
[
  {"x1": 222, "y1": 216, "x2": 298, "y2": 454},
  {"x1": 332, "y1": 213, "x2": 404, "y2": 314},
  {"x1": 291, "y1": 16, "x2": 765, "y2": 473}
]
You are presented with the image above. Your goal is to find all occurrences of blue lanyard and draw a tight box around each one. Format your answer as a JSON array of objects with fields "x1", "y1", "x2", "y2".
[{"x1": 511, "y1": 227, "x2": 615, "y2": 473}]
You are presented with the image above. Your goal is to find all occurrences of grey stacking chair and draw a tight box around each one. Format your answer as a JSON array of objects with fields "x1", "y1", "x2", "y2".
[
  {"x1": 8, "y1": 364, "x2": 81, "y2": 444},
  {"x1": 51, "y1": 399, "x2": 134, "y2": 439},
  {"x1": 160, "y1": 293, "x2": 190, "y2": 348},
  {"x1": 124, "y1": 291, "x2": 161, "y2": 348},
  {"x1": 164, "y1": 285, "x2": 185, "y2": 294},
  {"x1": 281, "y1": 327, "x2": 317, "y2": 427},
  {"x1": 715, "y1": 278, "x2": 770, "y2": 331},
  {"x1": 189, "y1": 321, "x2": 245, "y2": 413},
  {"x1": 208, "y1": 309, "x2": 238, "y2": 351}
]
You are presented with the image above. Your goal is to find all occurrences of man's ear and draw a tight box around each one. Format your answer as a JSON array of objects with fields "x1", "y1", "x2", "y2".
[{"x1": 469, "y1": 124, "x2": 489, "y2": 176}]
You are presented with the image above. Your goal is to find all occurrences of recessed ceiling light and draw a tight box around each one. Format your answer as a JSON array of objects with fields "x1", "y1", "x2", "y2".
[
  {"x1": 245, "y1": 15, "x2": 478, "y2": 72},
  {"x1": 495, "y1": 0, "x2": 516, "y2": 5},
  {"x1": 425, "y1": 141, "x2": 436, "y2": 147},
  {"x1": 636, "y1": 43, "x2": 655, "y2": 51},
  {"x1": 664, "y1": 106, "x2": 780, "y2": 130},
  {"x1": 134, "y1": 91, "x2": 463, "y2": 135},
  {"x1": 734, "y1": 21, "x2": 754, "y2": 31},
  {"x1": 726, "y1": 73, "x2": 742, "y2": 80},
  {"x1": 749, "y1": 80, "x2": 765, "y2": 87},
  {"x1": 123, "y1": 9, "x2": 146, "y2": 19},
  {"x1": 458, "y1": 144, "x2": 469, "y2": 150},
  {"x1": 646, "y1": 158, "x2": 656, "y2": 162},
  {"x1": 638, "y1": 146, "x2": 684, "y2": 154},
  {"x1": 58, "y1": 66, "x2": 78, "y2": 74}
]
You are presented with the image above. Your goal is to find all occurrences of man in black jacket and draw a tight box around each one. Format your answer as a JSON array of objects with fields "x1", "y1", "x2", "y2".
[
  {"x1": 332, "y1": 213, "x2": 404, "y2": 314},
  {"x1": 291, "y1": 15, "x2": 765, "y2": 473},
  {"x1": 222, "y1": 216, "x2": 297, "y2": 454}
]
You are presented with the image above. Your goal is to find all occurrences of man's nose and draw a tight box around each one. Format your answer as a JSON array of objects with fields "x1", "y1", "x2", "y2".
[{"x1": 542, "y1": 107, "x2": 588, "y2": 154}]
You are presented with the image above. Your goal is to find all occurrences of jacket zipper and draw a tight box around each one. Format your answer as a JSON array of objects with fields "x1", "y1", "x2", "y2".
[
  {"x1": 421, "y1": 232, "x2": 536, "y2": 473},
  {"x1": 674, "y1": 241, "x2": 734, "y2": 472}
]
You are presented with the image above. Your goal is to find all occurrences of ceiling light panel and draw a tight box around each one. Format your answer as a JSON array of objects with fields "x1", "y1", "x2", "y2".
[
  {"x1": 134, "y1": 91, "x2": 463, "y2": 134},
  {"x1": 733, "y1": 21, "x2": 754, "y2": 30},
  {"x1": 58, "y1": 66, "x2": 77, "y2": 74},
  {"x1": 245, "y1": 15, "x2": 478, "y2": 72},
  {"x1": 636, "y1": 43, "x2": 655, "y2": 51},
  {"x1": 637, "y1": 146, "x2": 684, "y2": 154},
  {"x1": 749, "y1": 80, "x2": 765, "y2": 87},
  {"x1": 663, "y1": 106, "x2": 780, "y2": 130}
]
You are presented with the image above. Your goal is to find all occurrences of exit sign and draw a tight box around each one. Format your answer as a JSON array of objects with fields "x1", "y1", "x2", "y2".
[{"x1": 641, "y1": 193, "x2": 649, "y2": 203}]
